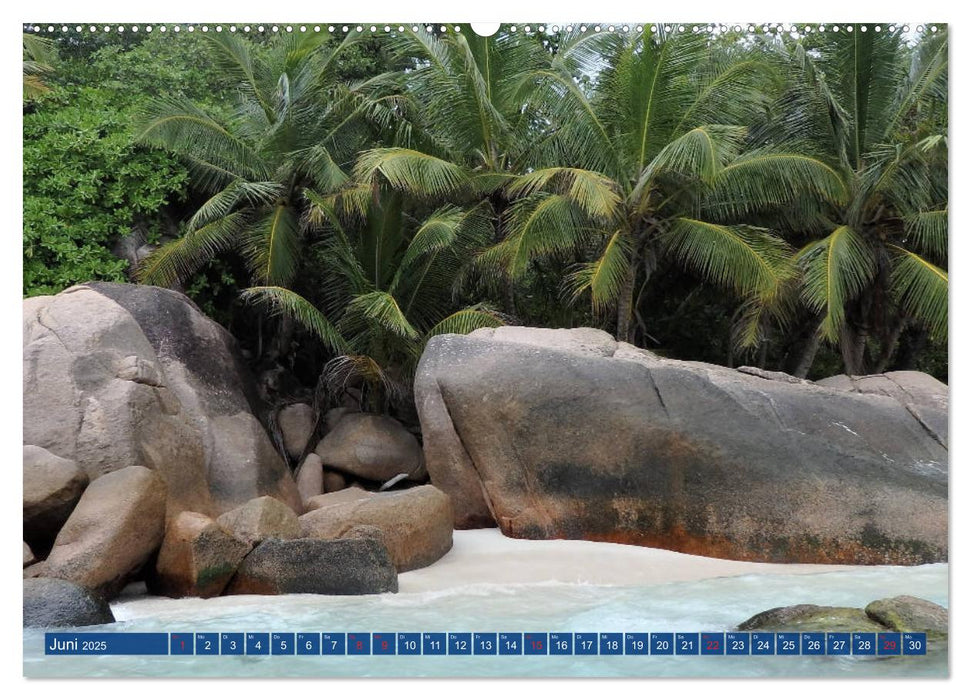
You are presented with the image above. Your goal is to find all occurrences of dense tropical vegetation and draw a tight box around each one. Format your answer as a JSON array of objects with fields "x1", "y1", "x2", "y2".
[{"x1": 23, "y1": 23, "x2": 948, "y2": 417}]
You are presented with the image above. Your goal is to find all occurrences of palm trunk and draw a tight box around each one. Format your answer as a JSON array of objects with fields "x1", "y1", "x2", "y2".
[
  {"x1": 840, "y1": 323, "x2": 868, "y2": 375},
  {"x1": 616, "y1": 260, "x2": 636, "y2": 343},
  {"x1": 874, "y1": 314, "x2": 909, "y2": 374}
]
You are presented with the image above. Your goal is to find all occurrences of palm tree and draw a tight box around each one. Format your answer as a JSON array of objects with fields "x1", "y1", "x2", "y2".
[
  {"x1": 345, "y1": 27, "x2": 551, "y2": 313},
  {"x1": 135, "y1": 30, "x2": 384, "y2": 359},
  {"x1": 768, "y1": 26, "x2": 947, "y2": 375},
  {"x1": 478, "y1": 26, "x2": 846, "y2": 344},
  {"x1": 23, "y1": 32, "x2": 55, "y2": 100},
  {"x1": 243, "y1": 189, "x2": 505, "y2": 412}
]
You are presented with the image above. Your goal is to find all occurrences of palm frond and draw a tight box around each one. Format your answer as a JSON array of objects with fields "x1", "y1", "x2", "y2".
[
  {"x1": 240, "y1": 286, "x2": 346, "y2": 353},
  {"x1": 241, "y1": 205, "x2": 301, "y2": 286},
  {"x1": 566, "y1": 230, "x2": 632, "y2": 313},
  {"x1": 889, "y1": 245, "x2": 947, "y2": 338},
  {"x1": 905, "y1": 208, "x2": 948, "y2": 262},
  {"x1": 137, "y1": 212, "x2": 249, "y2": 287},
  {"x1": 796, "y1": 225, "x2": 875, "y2": 341},
  {"x1": 426, "y1": 306, "x2": 505, "y2": 337},
  {"x1": 504, "y1": 167, "x2": 622, "y2": 220},
  {"x1": 663, "y1": 218, "x2": 796, "y2": 299},
  {"x1": 345, "y1": 291, "x2": 419, "y2": 340},
  {"x1": 354, "y1": 148, "x2": 470, "y2": 197}
]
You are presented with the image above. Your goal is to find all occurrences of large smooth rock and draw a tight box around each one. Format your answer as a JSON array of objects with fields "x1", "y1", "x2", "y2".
[
  {"x1": 300, "y1": 485, "x2": 453, "y2": 572},
  {"x1": 278, "y1": 403, "x2": 315, "y2": 459},
  {"x1": 43, "y1": 466, "x2": 166, "y2": 598},
  {"x1": 314, "y1": 413, "x2": 425, "y2": 483},
  {"x1": 816, "y1": 371, "x2": 948, "y2": 447},
  {"x1": 865, "y1": 595, "x2": 948, "y2": 638},
  {"x1": 23, "y1": 578, "x2": 114, "y2": 628},
  {"x1": 23, "y1": 445, "x2": 88, "y2": 553},
  {"x1": 22, "y1": 283, "x2": 301, "y2": 518},
  {"x1": 414, "y1": 328, "x2": 947, "y2": 564},
  {"x1": 295, "y1": 453, "x2": 324, "y2": 503},
  {"x1": 737, "y1": 604, "x2": 886, "y2": 633},
  {"x1": 225, "y1": 537, "x2": 398, "y2": 595},
  {"x1": 148, "y1": 511, "x2": 251, "y2": 598},
  {"x1": 215, "y1": 496, "x2": 301, "y2": 547}
]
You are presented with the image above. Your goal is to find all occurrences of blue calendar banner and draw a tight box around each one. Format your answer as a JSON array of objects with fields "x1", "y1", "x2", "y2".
[
  {"x1": 651, "y1": 633, "x2": 674, "y2": 655},
  {"x1": 272, "y1": 633, "x2": 294, "y2": 655},
  {"x1": 802, "y1": 632, "x2": 825, "y2": 656},
  {"x1": 44, "y1": 633, "x2": 169, "y2": 655},
  {"x1": 751, "y1": 632, "x2": 774, "y2": 655},
  {"x1": 246, "y1": 633, "x2": 269, "y2": 655},
  {"x1": 220, "y1": 633, "x2": 243, "y2": 655},
  {"x1": 701, "y1": 633, "x2": 724, "y2": 655},
  {"x1": 575, "y1": 633, "x2": 598, "y2": 655},
  {"x1": 41, "y1": 630, "x2": 929, "y2": 657},
  {"x1": 422, "y1": 633, "x2": 446, "y2": 655},
  {"x1": 777, "y1": 633, "x2": 799, "y2": 655},
  {"x1": 524, "y1": 633, "x2": 548, "y2": 655},
  {"x1": 827, "y1": 633, "x2": 851, "y2": 655},
  {"x1": 676, "y1": 633, "x2": 699, "y2": 655},
  {"x1": 347, "y1": 633, "x2": 370, "y2": 655},
  {"x1": 625, "y1": 633, "x2": 649, "y2": 655},
  {"x1": 170, "y1": 633, "x2": 193, "y2": 655},
  {"x1": 321, "y1": 633, "x2": 346, "y2": 655},
  {"x1": 448, "y1": 633, "x2": 472, "y2": 655},
  {"x1": 878, "y1": 632, "x2": 902, "y2": 656},
  {"x1": 499, "y1": 633, "x2": 523, "y2": 655},
  {"x1": 398, "y1": 633, "x2": 421, "y2": 655},
  {"x1": 726, "y1": 632, "x2": 749, "y2": 655},
  {"x1": 195, "y1": 633, "x2": 219, "y2": 655},
  {"x1": 372, "y1": 633, "x2": 396, "y2": 655},
  {"x1": 852, "y1": 633, "x2": 876, "y2": 656},
  {"x1": 473, "y1": 633, "x2": 497, "y2": 655},
  {"x1": 903, "y1": 633, "x2": 927, "y2": 656},
  {"x1": 297, "y1": 633, "x2": 320, "y2": 655},
  {"x1": 599, "y1": 633, "x2": 623, "y2": 655},
  {"x1": 550, "y1": 633, "x2": 573, "y2": 655}
]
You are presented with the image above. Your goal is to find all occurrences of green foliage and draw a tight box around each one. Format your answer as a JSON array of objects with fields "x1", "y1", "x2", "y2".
[{"x1": 23, "y1": 32, "x2": 234, "y2": 297}]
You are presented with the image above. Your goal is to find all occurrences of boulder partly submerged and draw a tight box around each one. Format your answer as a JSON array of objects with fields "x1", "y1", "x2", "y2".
[
  {"x1": 414, "y1": 327, "x2": 947, "y2": 565},
  {"x1": 23, "y1": 578, "x2": 114, "y2": 628}
]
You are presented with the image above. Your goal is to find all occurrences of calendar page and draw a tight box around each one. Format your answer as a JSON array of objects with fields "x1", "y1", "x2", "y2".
[{"x1": 21, "y1": 16, "x2": 949, "y2": 682}]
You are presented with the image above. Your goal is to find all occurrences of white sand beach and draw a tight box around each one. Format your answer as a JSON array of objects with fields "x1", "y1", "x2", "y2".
[{"x1": 397, "y1": 529, "x2": 853, "y2": 593}]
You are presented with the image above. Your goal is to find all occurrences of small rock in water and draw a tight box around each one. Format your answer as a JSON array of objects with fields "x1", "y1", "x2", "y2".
[
  {"x1": 23, "y1": 578, "x2": 114, "y2": 628},
  {"x1": 865, "y1": 595, "x2": 948, "y2": 638}
]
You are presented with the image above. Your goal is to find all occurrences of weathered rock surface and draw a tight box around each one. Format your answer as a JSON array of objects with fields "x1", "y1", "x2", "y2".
[
  {"x1": 738, "y1": 596, "x2": 948, "y2": 646},
  {"x1": 148, "y1": 511, "x2": 251, "y2": 598},
  {"x1": 278, "y1": 403, "x2": 315, "y2": 459},
  {"x1": 865, "y1": 595, "x2": 948, "y2": 638},
  {"x1": 23, "y1": 578, "x2": 115, "y2": 628},
  {"x1": 22, "y1": 283, "x2": 301, "y2": 518},
  {"x1": 215, "y1": 496, "x2": 301, "y2": 547},
  {"x1": 300, "y1": 485, "x2": 453, "y2": 571},
  {"x1": 415, "y1": 327, "x2": 947, "y2": 564},
  {"x1": 23, "y1": 445, "x2": 88, "y2": 553},
  {"x1": 44, "y1": 466, "x2": 166, "y2": 598},
  {"x1": 295, "y1": 453, "x2": 324, "y2": 503},
  {"x1": 738, "y1": 604, "x2": 887, "y2": 633},
  {"x1": 225, "y1": 537, "x2": 398, "y2": 595},
  {"x1": 314, "y1": 413, "x2": 426, "y2": 483},
  {"x1": 816, "y1": 371, "x2": 948, "y2": 447},
  {"x1": 23, "y1": 542, "x2": 36, "y2": 568}
]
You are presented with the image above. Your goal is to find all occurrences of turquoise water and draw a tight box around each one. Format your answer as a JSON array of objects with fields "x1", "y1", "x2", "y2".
[{"x1": 23, "y1": 563, "x2": 947, "y2": 677}]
